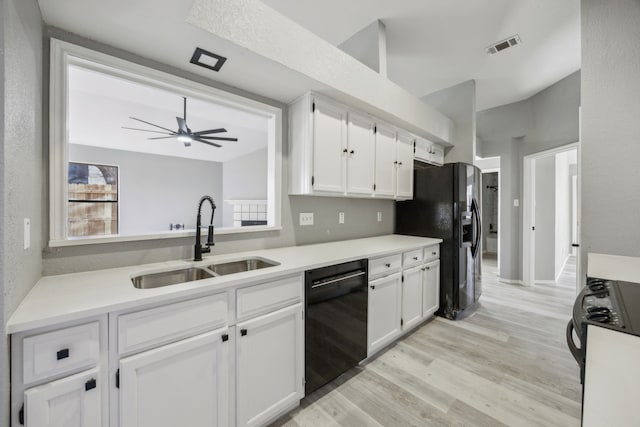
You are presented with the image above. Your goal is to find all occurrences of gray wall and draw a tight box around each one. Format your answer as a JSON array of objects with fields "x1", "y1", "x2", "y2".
[
  {"x1": 477, "y1": 71, "x2": 580, "y2": 281},
  {"x1": 0, "y1": 0, "x2": 5, "y2": 422},
  {"x1": 535, "y1": 156, "x2": 556, "y2": 281},
  {"x1": 69, "y1": 144, "x2": 224, "y2": 232},
  {"x1": 2, "y1": 0, "x2": 44, "y2": 423},
  {"x1": 41, "y1": 29, "x2": 396, "y2": 275},
  {"x1": 222, "y1": 148, "x2": 268, "y2": 226},
  {"x1": 581, "y1": 0, "x2": 640, "y2": 280},
  {"x1": 422, "y1": 80, "x2": 476, "y2": 164}
]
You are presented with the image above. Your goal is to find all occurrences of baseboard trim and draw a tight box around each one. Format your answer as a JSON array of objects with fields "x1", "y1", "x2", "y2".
[
  {"x1": 499, "y1": 278, "x2": 524, "y2": 286},
  {"x1": 556, "y1": 254, "x2": 570, "y2": 282},
  {"x1": 535, "y1": 280, "x2": 557, "y2": 285}
]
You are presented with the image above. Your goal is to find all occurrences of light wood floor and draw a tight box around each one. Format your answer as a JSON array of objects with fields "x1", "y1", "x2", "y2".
[{"x1": 270, "y1": 254, "x2": 582, "y2": 427}]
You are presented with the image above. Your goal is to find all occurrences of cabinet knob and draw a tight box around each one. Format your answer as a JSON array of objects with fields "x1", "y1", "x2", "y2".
[
  {"x1": 432, "y1": 251, "x2": 437, "y2": 255},
  {"x1": 426, "y1": 266, "x2": 430, "y2": 270},
  {"x1": 221, "y1": 334, "x2": 229, "y2": 342},
  {"x1": 394, "y1": 161, "x2": 398, "y2": 165},
  {"x1": 413, "y1": 256, "x2": 418, "y2": 261},
  {"x1": 240, "y1": 329, "x2": 248, "y2": 336},
  {"x1": 370, "y1": 285, "x2": 375, "y2": 290},
  {"x1": 343, "y1": 149, "x2": 348, "y2": 153},
  {"x1": 398, "y1": 162, "x2": 403, "y2": 166},
  {"x1": 385, "y1": 263, "x2": 391, "y2": 268},
  {"x1": 350, "y1": 150, "x2": 355, "y2": 154},
  {"x1": 56, "y1": 348, "x2": 70, "y2": 360}
]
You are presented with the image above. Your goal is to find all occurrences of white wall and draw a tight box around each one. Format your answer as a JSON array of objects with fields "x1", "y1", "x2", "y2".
[
  {"x1": 2, "y1": 0, "x2": 44, "y2": 423},
  {"x1": 535, "y1": 156, "x2": 556, "y2": 281},
  {"x1": 69, "y1": 144, "x2": 224, "y2": 232},
  {"x1": 555, "y1": 151, "x2": 572, "y2": 278},
  {"x1": 338, "y1": 20, "x2": 386, "y2": 76},
  {"x1": 580, "y1": 0, "x2": 640, "y2": 281},
  {"x1": 222, "y1": 148, "x2": 268, "y2": 226}
]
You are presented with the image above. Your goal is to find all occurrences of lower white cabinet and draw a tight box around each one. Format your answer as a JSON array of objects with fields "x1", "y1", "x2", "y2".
[
  {"x1": 401, "y1": 266, "x2": 423, "y2": 331},
  {"x1": 24, "y1": 367, "x2": 102, "y2": 427},
  {"x1": 422, "y1": 259, "x2": 441, "y2": 318},
  {"x1": 368, "y1": 273, "x2": 402, "y2": 356},
  {"x1": 236, "y1": 303, "x2": 304, "y2": 427},
  {"x1": 118, "y1": 329, "x2": 230, "y2": 427}
]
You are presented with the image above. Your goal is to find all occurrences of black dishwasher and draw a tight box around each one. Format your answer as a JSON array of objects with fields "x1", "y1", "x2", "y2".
[{"x1": 305, "y1": 259, "x2": 368, "y2": 395}]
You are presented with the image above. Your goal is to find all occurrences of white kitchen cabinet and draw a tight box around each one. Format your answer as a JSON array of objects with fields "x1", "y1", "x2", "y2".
[
  {"x1": 118, "y1": 329, "x2": 230, "y2": 427},
  {"x1": 415, "y1": 137, "x2": 445, "y2": 166},
  {"x1": 402, "y1": 266, "x2": 423, "y2": 331},
  {"x1": 23, "y1": 367, "x2": 101, "y2": 427},
  {"x1": 311, "y1": 98, "x2": 347, "y2": 194},
  {"x1": 373, "y1": 123, "x2": 397, "y2": 197},
  {"x1": 367, "y1": 273, "x2": 402, "y2": 356},
  {"x1": 396, "y1": 133, "x2": 415, "y2": 199},
  {"x1": 236, "y1": 303, "x2": 304, "y2": 427},
  {"x1": 346, "y1": 111, "x2": 375, "y2": 195},
  {"x1": 422, "y1": 259, "x2": 441, "y2": 318}
]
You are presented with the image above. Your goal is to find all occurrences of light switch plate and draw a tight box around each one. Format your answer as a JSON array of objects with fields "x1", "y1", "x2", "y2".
[
  {"x1": 339, "y1": 212, "x2": 345, "y2": 224},
  {"x1": 299, "y1": 212, "x2": 314, "y2": 226},
  {"x1": 513, "y1": 199, "x2": 519, "y2": 207},
  {"x1": 377, "y1": 212, "x2": 382, "y2": 222},
  {"x1": 24, "y1": 218, "x2": 31, "y2": 250}
]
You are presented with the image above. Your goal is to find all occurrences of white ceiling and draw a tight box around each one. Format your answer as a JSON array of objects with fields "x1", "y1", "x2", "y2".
[
  {"x1": 69, "y1": 65, "x2": 269, "y2": 162},
  {"x1": 262, "y1": 0, "x2": 581, "y2": 111},
  {"x1": 38, "y1": 0, "x2": 580, "y2": 116}
]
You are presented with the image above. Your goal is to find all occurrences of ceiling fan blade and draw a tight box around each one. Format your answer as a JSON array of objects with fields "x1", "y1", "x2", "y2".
[
  {"x1": 198, "y1": 136, "x2": 238, "y2": 142},
  {"x1": 176, "y1": 117, "x2": 188, "y2": 133},
  {"x1": 122, "y1": 127, "x2": 174, "y2": 135},
  {"x1": 194, "y1": 128, "x2": 227, "y2": 136},
  {"x1": 194, "y1": 137, "x2": 222, "y2": 148},
  {"x1": 147, "y1": 135, "x2": 178, "y2": 140},
  {"x1": 129, "y1": 117, "x2": 176, "y2": 133}
]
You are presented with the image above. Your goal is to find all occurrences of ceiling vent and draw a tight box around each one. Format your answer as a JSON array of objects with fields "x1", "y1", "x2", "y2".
[{"x1": 486, "y1": 34, "x2": 522, "y2": 55}]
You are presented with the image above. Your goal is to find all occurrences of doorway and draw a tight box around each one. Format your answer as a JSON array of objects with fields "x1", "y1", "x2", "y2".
[
  {"x1": 481, "y1": 171, "x2": 500, "y2": 275},
  {"x1": 523, "y1": 143, "x2": 579, "y2": 292}
]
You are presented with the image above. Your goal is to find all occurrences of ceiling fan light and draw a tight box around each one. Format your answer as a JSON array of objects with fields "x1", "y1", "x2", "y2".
[{"x1": 177, "y1": 135, "x2": 193, "y2": 145}]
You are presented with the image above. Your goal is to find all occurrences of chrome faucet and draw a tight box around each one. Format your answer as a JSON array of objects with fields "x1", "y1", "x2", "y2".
[{"x1": 194, "y1": 195, "x2": 216, "y2": 261}]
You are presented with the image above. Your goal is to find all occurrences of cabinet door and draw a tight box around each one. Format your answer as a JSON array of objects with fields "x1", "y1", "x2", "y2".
[
  {"x1": 312, "y1": 98, "x2": 346, "y2": 194},
  {"x1": 396, "y1": 134, "x2": 414, "y2": 199},
  {"x1": 368, "y1": 273, "x2": 402, "y2": 356},
  {"x1": 431, "y1": 143, "x2": 445, "y2": 166},
  {"x1": 402, "y1": 266, "x2": 423, "y2": 331},
  {"x1": 374, "y1": 124, "x2": 397, "y2": 197},
  {"x1": 24, "y1": 368, "x2": 101, "y2": 427},
  {"x1": 119, "y1": 329, "x2": 229, "y2": 427},
  {"x1": 236, "y1": 303, "x2": 303, "y2": 427},
  {"x1": 346, "y1": 112, "x2": 375, "y2": 195},
  {"x1": 423, "y1": 260, "x2": 440, "y2": 318}
]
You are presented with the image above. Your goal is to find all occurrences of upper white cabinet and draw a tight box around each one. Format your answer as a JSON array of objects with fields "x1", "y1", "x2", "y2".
[
  {"x1": 415, "y1": 137, "x2": 445, "y2": 166},
  {"x1": 346, "y1": 112, "x2": 376, "y2": 195},
  {"x1": 289, "y1": 93, "x2": 415, "y2": 200},
  {"x1": 311, "y1": 98, "x2": 347, "y2": 194}
]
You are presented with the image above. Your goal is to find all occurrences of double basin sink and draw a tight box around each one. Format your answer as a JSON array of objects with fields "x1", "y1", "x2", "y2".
[{"x1": 132, "y1": 258, "x2": 279, "y2": 289}]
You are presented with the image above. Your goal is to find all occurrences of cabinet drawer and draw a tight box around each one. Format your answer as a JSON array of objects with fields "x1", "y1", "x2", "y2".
[
  {"x1": 402, "y1": 249, "x2": 424, "y2": 268},
  {"x1": 369, "y1": 253, "x2": 402, "y2": 279},
  {"x1": 236, "y1": 274, "x2": 302, "y2": 321},
  {"x1": 118, "y1": 293, "x2": 228, "y2": 355},
  {"x1": 424, "y1": 245, "x2": 440, "y2": 262},
  {"x1": 23, "y1": 322, "x2": 100, "y2": 385}
]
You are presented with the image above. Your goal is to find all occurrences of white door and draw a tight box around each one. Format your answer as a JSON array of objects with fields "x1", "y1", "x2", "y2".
[
  {"x1": 396, "y1": 134, "x2": 414, "y2": 199},
  {"x1": 346, "y1": 112, "x2": 375, "y2": 195},
  {"x1": 423, "y1": 260, "x2": 440, "y2": 318},
  {"x1": 24, "y1": 368, "x2": 101, "y2": 427},
  {"x1": 119, "y1": 329, "x2": 230, "y2": 427},
  {"x1": 402, "y1": 266, "x2": 423, "y2": 331},
  {"x1": 312, "y1": 98, "x2": 346, "y2": 194},
  {"x1": 236, "y1": 304, "x2": 303, "y2": 427},
  {"x1": 373, "y1": 124, "x2": 397, "y2": 197},
  {"x1": 368, "y1": 273, "x2": 402, "y2": 356}
]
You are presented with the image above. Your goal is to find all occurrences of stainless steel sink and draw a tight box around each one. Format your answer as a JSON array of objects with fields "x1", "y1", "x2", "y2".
[
  {"x1": 206, "y1": 258, "x2": 279, "y2": 276},
  {"x1": 132, "y1": 267, "x2": 214, "y2": 289}
]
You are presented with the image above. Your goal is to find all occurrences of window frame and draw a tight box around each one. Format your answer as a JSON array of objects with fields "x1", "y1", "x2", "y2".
[{"x1": 49, "y1": 39, "x2": 283, "y2": 247}]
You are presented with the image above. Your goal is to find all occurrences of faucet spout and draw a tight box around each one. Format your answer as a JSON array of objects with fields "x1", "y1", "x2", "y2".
[{"x1": 194, "y1": 195, "x2": 216, "y2": 261}]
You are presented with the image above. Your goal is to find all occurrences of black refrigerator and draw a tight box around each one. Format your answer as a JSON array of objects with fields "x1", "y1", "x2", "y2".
[{"x1": 395, "y1": 162, "x2": 482, "y2": 319}]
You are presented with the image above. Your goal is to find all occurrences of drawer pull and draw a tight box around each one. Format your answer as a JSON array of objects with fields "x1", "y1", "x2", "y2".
[
  {"x1": 385, "y1": 263, "x2": 391, "y2": 268},
  {"x1": 240, "y1": 329, "x2": 248, "y2": 336},
  {"x1": 412, "y1": 256, "x2": 419, "y2": 261},
  {"x1": 85, "y1": 378, "x2": 97, "y2": 391},
  {"x1": 432, "y1": 252, "x2": 437, "y2": 255},
  {"x1": 56, "y1": 348, "x2": 70, "y2": 360},
  {"x1": 221, "y1": 334, "x2": 229, "y2": 342}
]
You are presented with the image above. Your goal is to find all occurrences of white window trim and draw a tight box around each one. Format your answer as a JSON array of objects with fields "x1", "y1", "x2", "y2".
[{"x1": 49, "y1": 39, "x2": 283, "y2": 247}]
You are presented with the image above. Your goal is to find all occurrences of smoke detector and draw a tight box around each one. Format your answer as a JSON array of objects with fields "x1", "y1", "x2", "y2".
[{"x1": 486, "y1": 34, "x2": 522, "y2": 55}]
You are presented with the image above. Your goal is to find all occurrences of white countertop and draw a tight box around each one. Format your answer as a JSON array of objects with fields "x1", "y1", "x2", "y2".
[
  {"x1": 588, "y1": 253, "x2": 640, "y2": 283},
  {"x1": 7, "y1": 234, "x2": 441, "y2": 334}
]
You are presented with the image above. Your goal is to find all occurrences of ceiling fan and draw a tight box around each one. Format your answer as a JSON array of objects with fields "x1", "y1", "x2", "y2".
[{"x1": 122, "y1": 97, "x2": 238, "y2": 148}]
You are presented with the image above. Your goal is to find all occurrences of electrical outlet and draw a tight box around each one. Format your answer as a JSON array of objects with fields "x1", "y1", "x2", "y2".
[
  {"x1": 339, "y1": 212, "x2": 345, "y2": 224},
  {"x1": 299, "y1": 212, "x2": 314, "y2": 226},
  {"x1": 377, "y1": 212, "x2": 382, "y2": 222},
  {"x1": 24, "y1": 218, "x2": 31, "y2": 250}
]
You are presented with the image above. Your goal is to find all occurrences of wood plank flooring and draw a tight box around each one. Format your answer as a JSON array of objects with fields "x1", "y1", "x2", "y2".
[{"x1": 270, "y1": 254, "x2": 582, "y2": 427}]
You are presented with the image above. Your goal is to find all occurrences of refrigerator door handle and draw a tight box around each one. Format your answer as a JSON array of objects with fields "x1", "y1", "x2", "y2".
[{"x1": 471, "y1": 199, "x2": 481, "y2": 258}]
